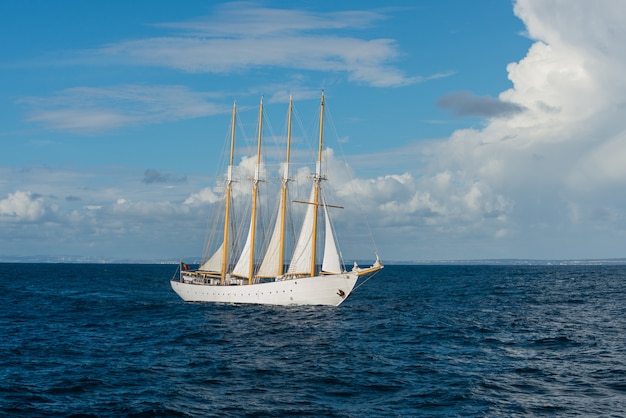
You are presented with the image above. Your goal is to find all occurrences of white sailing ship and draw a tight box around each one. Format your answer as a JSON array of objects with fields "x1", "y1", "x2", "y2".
[{"x1": 171, "y1": 92, "x2": 383, "y2": 306}]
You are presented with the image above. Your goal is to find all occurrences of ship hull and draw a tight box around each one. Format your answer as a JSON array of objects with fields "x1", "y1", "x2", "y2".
[{"x1": 170, "y1": 273, "x2": 358, "y2": 306}]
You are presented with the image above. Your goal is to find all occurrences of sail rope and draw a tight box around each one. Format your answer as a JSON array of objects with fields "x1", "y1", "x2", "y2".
[
  {"x1": 324, "y1": 102, "x2": 381, "y2": 261},
  {"x1": 199, "y1": 120, "x2": 233, "y2": 264},
  {"x1": 171, "y1": 262, "x2": 180, "y2": 281},
  {"x1": 353, "y1": 269, "x2": 382, "y2": 292},
  {"x1": 320, "y1": 188, "x2": 345, "y2": 272}
]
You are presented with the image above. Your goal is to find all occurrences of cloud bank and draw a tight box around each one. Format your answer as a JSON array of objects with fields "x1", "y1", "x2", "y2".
[{"x1": 366, "y1": 0, "x2": 626, "y2": 259}]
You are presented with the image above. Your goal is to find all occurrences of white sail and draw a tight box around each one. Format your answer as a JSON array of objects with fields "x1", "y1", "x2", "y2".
[
  {"x1": 200, "y1": 243, "x2": 223, "y2": 272},
  {"x1": 232, "y1": 221, "x2": 253, "y2": 278},
  {"x1": 257, "y1": 192, "x2": 284, "y2": 277},
  {"x1": 287, "y1": 186, "x2": 315, "y2": 275},
  {"x1": 321, "y1": 202, "x2": 341, "y2": 273},
  {"x1": 258, "y1": 98, "x2": 292, "y2": 278},
  {"x1": 232, "y1": 98, "x2": 263, "y2": 282}
]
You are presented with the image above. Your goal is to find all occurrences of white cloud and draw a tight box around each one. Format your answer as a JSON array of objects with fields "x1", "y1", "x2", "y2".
[
  {"x1": 27, "y1": 108, "x2": 135, "y2": 133},
  {"x1": 0, "y1": 190, "x2": 47, "y2": 222},
  {"x1": 69, "y1": 5, "x2": 417, "y2": 88},
  {"x1": 184, "y1": 188, "x2": 220, "y2": 205},
  {"x1": 111, "y1": 198, "x2": 190, "y2": 218},
  {"x1": 291, "y1": 0, "x2": 626, "y2": 260},
  {"x1": 157, "y1": 3, "x2": 385, "y2": 37},
  {"x1": 0, "y1": 164, "x2": 209, "y2": 259},
  {"x1": 21, "y1": 85, "x2": 226, "y2": 134},
  {"x1": 368, "y1": 0, "x2": 626, "y2": 259}
]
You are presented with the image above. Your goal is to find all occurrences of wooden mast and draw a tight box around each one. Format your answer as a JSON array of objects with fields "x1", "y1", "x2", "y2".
[
  {"x1": 220, "y1": 101, "x2": 236, "y2": 285},
  {"x1": 277, "y1": 95, "x2": 293, "y2": 276},
  {"x1": 310, "y1": 91, "x2": 325, "y2": 277},
  {"x1": 248, "y1": 97, "x2": 263, "y2": 284}
]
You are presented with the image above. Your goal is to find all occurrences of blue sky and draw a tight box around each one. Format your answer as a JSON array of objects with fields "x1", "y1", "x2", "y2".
[{"x1": 2, "y1": 0, "x2": 625, "y2": 262}]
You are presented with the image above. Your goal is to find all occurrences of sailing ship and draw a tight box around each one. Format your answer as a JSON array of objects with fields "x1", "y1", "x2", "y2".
[{"x1": 171, "y1": 92, "x2": 383, "y2": 306}]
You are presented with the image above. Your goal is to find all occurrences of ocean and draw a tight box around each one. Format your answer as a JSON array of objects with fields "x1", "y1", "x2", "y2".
[{"x1": 1, "y1": 263, "x2": 625, "y2": 417}]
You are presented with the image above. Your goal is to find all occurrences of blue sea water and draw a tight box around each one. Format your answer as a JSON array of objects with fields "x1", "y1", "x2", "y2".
[{"x1": 1, "y1": 263, "x2": 625, "y2": 417}]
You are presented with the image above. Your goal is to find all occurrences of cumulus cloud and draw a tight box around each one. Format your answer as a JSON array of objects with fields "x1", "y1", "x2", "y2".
[
  {"x1": 0, "y1": 163, "x2": 209, "y2": 259},
  {"x1": 184, "y1": 188, "x2": 220, "y2": 205},
  {"x1": 281, "y1": 0, "x2": 626, "y2": 260},
  {"x1": 0, "y1": 190, "x2": 47, "y2": 222},
  {"x1": 379, "y1": 0, "x2": 626, "y2": 259}
]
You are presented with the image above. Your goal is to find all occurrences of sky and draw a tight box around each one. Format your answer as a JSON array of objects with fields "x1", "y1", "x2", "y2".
[{"x1": 1, "y1": 0, "x2": 625, "y2": 262}]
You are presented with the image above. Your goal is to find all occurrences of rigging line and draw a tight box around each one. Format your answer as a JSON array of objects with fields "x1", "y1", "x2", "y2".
[
  {"x1": 353, "y1": 270, "x2": 383, "y2": 292},
  {"x1": 171, "y1": 262, "x2": 181, "y2": 281},
  {"x1": 321, "y1": 189, "x2": 346, "y2": 269},
  {"x1": 324, "y1": 101, "x2": 380, "y2": 258},
  {"x1": 200, "y1": 112, "x2": 234, "y2": 263},
  {"x1": 202, "y1": 195, "x2": 226, "y2": 263},
  {"x1": 293, "y1": 100, "x2": 318, "y2": 166},
  {"x1": 234, "y1": 106, "x2": 255, "y2": 160},
  {"x1": 256, "y1": 179, "x2": 278, "y2": 260},
  {"x1": 260, "y1": 106, "x2": 283, "y2": 164}
]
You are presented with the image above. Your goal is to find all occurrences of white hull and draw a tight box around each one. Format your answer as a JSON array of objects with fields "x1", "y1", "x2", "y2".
[{"x1": 170, "y1": 273, "x2": 358, "y2": 306}]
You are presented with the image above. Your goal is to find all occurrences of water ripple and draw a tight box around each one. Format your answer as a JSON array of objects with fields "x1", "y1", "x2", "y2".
[{"x1": 1, "y1": 263, "x2": 626, "y2": 416}]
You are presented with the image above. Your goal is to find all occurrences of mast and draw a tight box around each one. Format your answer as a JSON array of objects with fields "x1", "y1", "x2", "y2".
[
  {"x1": 310, "y1": 91, "x2": 325, "y2": 277},
  {"x1": 248, "y1": 97, "x2": 263, "y2": 284},
  {"x1": 220, "y1": 101, "x2": 237, "y2": 284},
  {"x1": 256, "y1": 95, "x2": 292, "y2": 278},
  {"x1": 277, "y1": 95, "x2": 293, "y2": 275}
]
